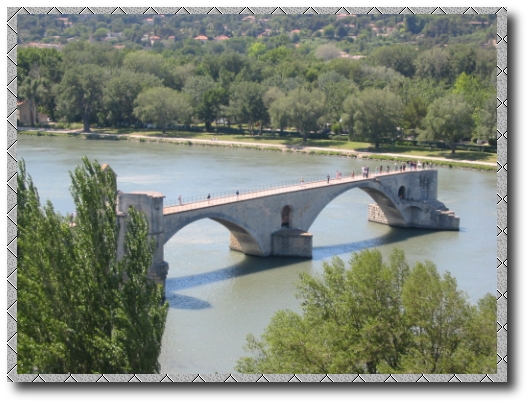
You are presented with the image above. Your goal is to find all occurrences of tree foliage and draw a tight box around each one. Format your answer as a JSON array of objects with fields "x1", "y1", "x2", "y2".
[
  {"x1": 103, "y1": 70, "x2": 163, "y2": 126},
  {"x1": 57, "y1": 64, "x2": 107, "y2": 132},
  {"x1": 280, "y1": 88, "x2": 327, "y2": 143},
  {"x1": 415, "y1": 48, "x2": 452, "y2": 82},
  {"x1": 17, "y1": 158, "x2": 168, "y2": 374},
  {"x1": 226, "y1": 81, "x2": 267, "y2": 134},
  {"x1": 342, "y1": 88, "x2": 403, "y2": 148},
  {"x1": 236, "y1": 249, "x2": 496, "y2": 374},
  {"x1": 419, "y1": 93, "x2": 474, "y2": 154},
  {"x1": 369, "y1": 45, "x2": 417, "y2": 78},
  {"x1": 17, "y1": 15, "x2": 496, "y2": 143},
  {"x1": 133, "y1": 86, "x2": 193, "y2": 133}
]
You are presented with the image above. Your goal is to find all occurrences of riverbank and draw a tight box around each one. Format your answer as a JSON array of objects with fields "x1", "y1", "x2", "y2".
[{"x1": 18, "y1": 129, "x2": 497, "y2": 172}]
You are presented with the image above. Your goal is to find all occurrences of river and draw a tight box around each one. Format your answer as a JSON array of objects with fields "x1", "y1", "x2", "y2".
[{"x1": 18, "y1": 134, "x2": 497, "y2": 374}]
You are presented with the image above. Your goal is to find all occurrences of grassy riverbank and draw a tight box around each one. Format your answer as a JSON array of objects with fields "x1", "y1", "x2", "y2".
[{"x1": 18, "y1": 129, "x2": 496, "y2": 172}]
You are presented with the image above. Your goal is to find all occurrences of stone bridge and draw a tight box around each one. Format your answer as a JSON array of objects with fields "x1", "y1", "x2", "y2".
[{"x1": 115, "y1": 169, "x2": 459, "y2": 287}]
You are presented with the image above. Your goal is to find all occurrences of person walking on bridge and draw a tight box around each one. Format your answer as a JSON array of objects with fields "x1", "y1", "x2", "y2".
[
  {"x1": 236, "y1": 190, "x2": 239, "y2": 200},
  {"x1": 327, "y1": 174, "x2": 330, "y2": 184},
  {"x1": 178, "y1": 194, "x2": 182, "y2": 205},
  {"x1": 300, "y1": 177, "x2": 305, "y2": 187},
  {"x1": 207, "y1": 193, "x2": 211, "y2": 204}
]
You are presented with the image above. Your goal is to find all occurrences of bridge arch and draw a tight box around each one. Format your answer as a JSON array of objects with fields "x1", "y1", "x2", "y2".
[
  {"x1": 163, "y1": 210, "x2": 267, "y2": 256},
  {"x1": 300, "y1": 180, "x2": 409, "y2": 232}
]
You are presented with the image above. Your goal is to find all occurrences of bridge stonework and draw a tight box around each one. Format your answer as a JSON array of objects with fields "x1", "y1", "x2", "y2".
[{"x1": 116, "y1": 170, "x2": 458, "y2": 287}]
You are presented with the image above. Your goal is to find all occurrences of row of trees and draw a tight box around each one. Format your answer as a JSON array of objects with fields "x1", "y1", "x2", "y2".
[
  {"x1": 18, "y1": 37, "x2": 496, "y2": 146},
  {"x1": 236, "y1": 249, "x2": 496, "y2": 374},
  {"x1": 18, "y1": 158, "x2": 168, "y2": 373}
]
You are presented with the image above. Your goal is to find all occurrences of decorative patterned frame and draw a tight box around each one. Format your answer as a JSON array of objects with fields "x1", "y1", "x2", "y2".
[{"x1": 6, "y1": 6, "x2": 508, "y2": 383}]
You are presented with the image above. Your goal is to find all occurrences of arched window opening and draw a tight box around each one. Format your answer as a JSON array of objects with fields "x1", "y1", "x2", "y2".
[
  {"x1": 398, "y1": 186, "x2": 406, "y2": 199},
  {"x1": 281, "y1": 205, "x2": 292, "y2": 228}
]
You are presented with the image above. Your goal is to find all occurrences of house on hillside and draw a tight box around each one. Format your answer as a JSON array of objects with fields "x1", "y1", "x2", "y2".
[
  {"x1": 17, "y1": 100, "x2": 49, "y2": 126},
  {"x1": 194, "y1": 35, "x2": 208, "y2": 43},
  {"x1": 150, "y1": 35, "x2": 161, "y2": 45}
]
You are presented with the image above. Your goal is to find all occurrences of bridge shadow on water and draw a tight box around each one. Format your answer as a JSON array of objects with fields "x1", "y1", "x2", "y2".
[
  {"x1": 165, "y1": 227, "x2": 441, "y2": 310},
  {"x1": 312, "y1": 227, "x2": 440, "y2": 261}
]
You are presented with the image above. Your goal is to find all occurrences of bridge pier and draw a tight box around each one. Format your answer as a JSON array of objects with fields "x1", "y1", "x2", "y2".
[
  {"x1": 368, "y1": 202, "x2": 459, "y2": 230},
  {"x1": 271, "y1": 229, "x2": 313, "y2": 258}
]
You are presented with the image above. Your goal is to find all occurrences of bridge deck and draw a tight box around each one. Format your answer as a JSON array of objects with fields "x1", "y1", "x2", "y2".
[{"x1": 163, "y1": 169, "x2": 431, "y2": 215}]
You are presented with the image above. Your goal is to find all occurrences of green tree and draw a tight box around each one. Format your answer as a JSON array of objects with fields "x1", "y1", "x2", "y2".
[
  {"x1": 103, "y1": 70, "x2": 163, "y2": 126},
  {"x1": 268, "y1": 93, "x2": 290, "y2": 135},
  {"x1": 317, "y1": 71, "x2": 355, "y2": 124},
  {"x1": 227, "y1": 81, "x2": 267, "y2": 135},
  {"x1": 342, "y1": 88, "x2": 403, "y2": 148},
  {"x1": 323, "y1": 25, "x2": 336, "y2": 39},
  {"x1": 122, "y1": 51, "x2": 173, "y2": 87},
  {"x1": 57, "y1": 64, "x2": 107, "y2": 132},
  {"x1": 133, "y1": 86, "x2": 193, "y2": 133},
  {"x1": 282, "y1": 88, "x2": 326, "y2": 143},
  {"x1": 62, "y1": 41, "x2": 123, "y2": 70},
  {"x1": 236, "y1": 249, "x2": 496, "y2": 374},
  {"x1": 453, "y1": 72, "x2": 491, "y2": 112},
  {"x1": 415, "y1": 48, "x2": 452, "y2": 82},
  {"x1": 17, "y1": 48, "x2": 63, "y2": 109},
  {"x1": 93, "y1": 27, "x2": 109, "y2": 41},
  {"x1": 404, "y1": 15, "x2": 425, "y2": 34},
  {"x1": 400, "y1": 261, "x2": 470, "y2": 373},
  {"x1": 197, "y1": 87, "x2": 229, "y2": 131},
  {"x1": 369, "y1": 45, "x2": 417, "y2": 78},
  {"x1": 17, "y1": 158, "x2": 168, "y2": 374},
  {"x1": 335, "y1": 25, "x2": 348, "y2": 39},
  {"x1": 248, "y1": 42, "x2": 267, "y2": 60},
  {"x1": 475, "y1": 95, "x2": 497, "y2": 143},
  {"x1": 403, "y1": 97, "x2": 428, "y2": 135},
  {"x1": 419, "y1": 93, "x2": 474, "y2": 154},
  {"x1": 262, "y1": 86, "x2": 285, "y2": 129}
]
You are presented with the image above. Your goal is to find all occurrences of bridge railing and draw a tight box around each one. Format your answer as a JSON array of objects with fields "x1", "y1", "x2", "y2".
[
  {"x1": 163, "y1": 167, "x2": 435, "y2": 211},
  {"x1": 163, "y1": 175, "x2": 328, "y2": 208}
]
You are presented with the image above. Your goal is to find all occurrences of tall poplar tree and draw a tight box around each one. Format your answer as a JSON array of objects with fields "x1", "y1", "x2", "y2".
[{"x1": 18, "y1": 157, "x2": 168, "y2": 374}]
